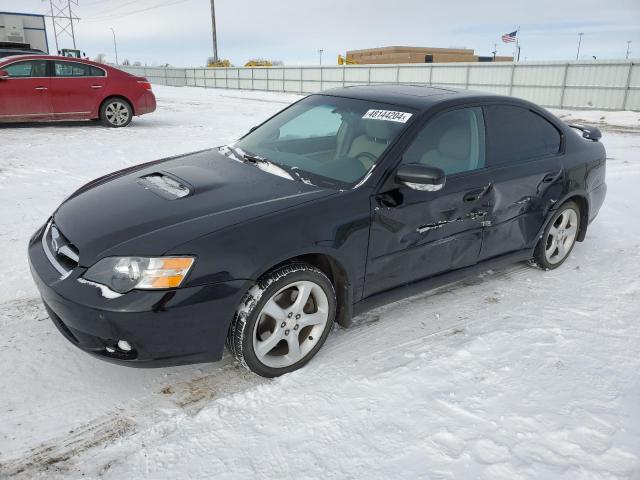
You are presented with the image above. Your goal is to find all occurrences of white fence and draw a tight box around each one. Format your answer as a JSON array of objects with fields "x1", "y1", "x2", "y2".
[{"x1": 119, "y1": 60, "x2": 640, "y2": 111}]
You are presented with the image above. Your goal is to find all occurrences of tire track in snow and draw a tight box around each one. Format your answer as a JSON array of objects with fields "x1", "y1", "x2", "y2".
[{"x1": 0, "y1": 297, "x2": 264, "y2": 478}]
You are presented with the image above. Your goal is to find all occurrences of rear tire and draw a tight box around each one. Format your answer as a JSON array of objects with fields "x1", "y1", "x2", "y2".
[
  {"x1": 531, "y1": 201, "x2": 581, "y2": 270},
  {"x1": 100, "y1": 98, "x2": 133, "y2": 128},
  {"x1": 227, "y1": 263, "x2": 336, "y2": 377}
]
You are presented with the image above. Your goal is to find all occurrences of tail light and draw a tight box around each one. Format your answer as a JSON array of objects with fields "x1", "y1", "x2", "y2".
[{"x1": 137, "y1": 80, "x2": 152, "y2": 90}]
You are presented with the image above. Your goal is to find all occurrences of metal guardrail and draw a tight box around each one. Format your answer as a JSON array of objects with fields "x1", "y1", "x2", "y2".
[{"x1": 117, "y1": 60, "x2": 640, "y2": 111}]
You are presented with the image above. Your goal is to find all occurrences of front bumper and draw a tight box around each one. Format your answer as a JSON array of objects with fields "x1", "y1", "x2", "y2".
[{"x1": 28, "y1": 225, "x2": 248, "y2": 367}]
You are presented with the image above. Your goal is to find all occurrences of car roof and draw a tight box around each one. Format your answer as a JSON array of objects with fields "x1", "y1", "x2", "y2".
[
  {"x1": 0, "y1": 54, "x2": 105, "y2": 67},
  {"x1": 319, "y1": 84, "x2": 502, "y2": 110}
]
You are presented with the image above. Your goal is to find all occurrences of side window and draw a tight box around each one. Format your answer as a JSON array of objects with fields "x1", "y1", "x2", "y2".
[
  {"x1": 278, "y1": 105, "x2": 342, "y2": 139},
  {"x1": 90, "y1": 66, "x2": 106, "y2": 77},
  {"x1": 4, "y1": 60, "x2": 48, "y2": 78},
  {"x1": 54, "y1": 62, "x2": 103, "y2": 77},
  {"x1": 485, "y1": 105, "x2": 561, "y2": 166},
  {"x1": 402, "y1": 107, "x2": 485, "y2": 175}
]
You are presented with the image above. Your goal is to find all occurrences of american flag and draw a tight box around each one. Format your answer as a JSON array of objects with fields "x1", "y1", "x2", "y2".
[{"x1": 502, "y1": 31, "x2": 518, "y2": 43}]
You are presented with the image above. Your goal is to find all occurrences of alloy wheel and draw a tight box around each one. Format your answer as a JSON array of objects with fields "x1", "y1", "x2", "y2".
[
  {"x1": 105, "y1": 101, "x2": 130, "y2": 126},
  {"x1": 252, "y1": 280, "x2": 329, "y2": 368},
  {"x1": 545, "y1": 208, "x2": 578, "y2": 265}
]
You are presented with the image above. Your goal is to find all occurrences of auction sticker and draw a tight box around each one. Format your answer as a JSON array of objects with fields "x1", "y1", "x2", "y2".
[{"x1": 362, "y1": 109, "x2": 413, "y2": 123}]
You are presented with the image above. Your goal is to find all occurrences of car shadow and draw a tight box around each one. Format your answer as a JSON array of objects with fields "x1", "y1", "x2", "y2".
[{"x1": 0, "y1": 120, "x2": 104, "y2": 129}]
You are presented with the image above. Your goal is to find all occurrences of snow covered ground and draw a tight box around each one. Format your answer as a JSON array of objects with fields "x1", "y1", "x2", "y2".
[{"x1": 0, "y1": 85, "x2": 639, "y2": 479}]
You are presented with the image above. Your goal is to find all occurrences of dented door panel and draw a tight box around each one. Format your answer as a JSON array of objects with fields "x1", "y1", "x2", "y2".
[
  {"x1": 364, "y1": 170, "x2": 493, "y2": 297},
  {"x1": 480, "y1": 157, "x2": 565, "y2": 260}
]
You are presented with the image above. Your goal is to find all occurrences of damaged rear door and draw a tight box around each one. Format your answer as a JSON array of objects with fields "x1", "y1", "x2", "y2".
[
  {"x1": 364, "y1": 106, "x2": 493, "y2": 297},
  {"x1": 479, "y1": 104, "x2": 565, "y2": 260}
]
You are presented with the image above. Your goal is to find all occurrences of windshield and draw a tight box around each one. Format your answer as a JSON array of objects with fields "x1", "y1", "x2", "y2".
[{"x1": 229, "y1": 94, "x2": 415, "y2": 188}]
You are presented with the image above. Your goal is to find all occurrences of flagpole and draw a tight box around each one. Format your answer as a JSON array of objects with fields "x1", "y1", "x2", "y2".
[{"x1": 516, "y1": 26, "x2": 521, "y2": 62}]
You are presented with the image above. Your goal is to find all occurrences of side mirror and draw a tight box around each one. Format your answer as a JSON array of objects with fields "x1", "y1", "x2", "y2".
[
  {"x1": 396, "y1": 163, "x2": 446, "y2": 192},
  {"x1": 0, "y1": 70, "x2": 9, "y2": 80}
]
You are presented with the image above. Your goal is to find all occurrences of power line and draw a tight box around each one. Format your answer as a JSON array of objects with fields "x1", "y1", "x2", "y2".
[
  {"x1": 82, "y1": 0, "x2": 191, "y2": 22},
  {"x1": 83, "y1": 0, "x2": 162, "y2": 19}
]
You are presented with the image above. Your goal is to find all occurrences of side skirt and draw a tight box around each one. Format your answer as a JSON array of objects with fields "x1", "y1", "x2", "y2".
[{"x1": 353, "y1": 248, "x2": 534, "y2": 318}]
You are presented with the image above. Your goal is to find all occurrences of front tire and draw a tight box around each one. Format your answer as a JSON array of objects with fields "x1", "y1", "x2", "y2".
[
  {"x1": 227, "y1": 263, "x2": 336, "y2": 377},
  {"x1": 100, "y1": 98, "x2": 133, "y2": 127},
  {"x1": 532, "y1": 201, "x2": 581, "y2": 270}
]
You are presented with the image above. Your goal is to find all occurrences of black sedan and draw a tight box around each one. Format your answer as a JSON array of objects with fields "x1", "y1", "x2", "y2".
[{"x1": 28, "y1": 85, "x2": 606, "y2": 377}]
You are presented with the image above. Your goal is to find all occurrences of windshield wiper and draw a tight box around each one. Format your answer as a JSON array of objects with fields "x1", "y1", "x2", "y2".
[
  {"x1": 242, "y1": 152, "x2": 269, "y2": 165},
  {"x1": 222, "y1": 145, "x2": 312, "y2": 184}
]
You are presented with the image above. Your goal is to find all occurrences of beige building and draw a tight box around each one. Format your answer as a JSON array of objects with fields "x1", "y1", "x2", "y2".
[{"x1": 346, "y1": 46, "x2": 513, "y2": 64}]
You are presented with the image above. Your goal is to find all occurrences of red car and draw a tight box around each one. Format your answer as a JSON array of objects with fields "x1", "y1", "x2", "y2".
[{"x1": 0, "y1": 55, "x2": 156, "y2": 127}]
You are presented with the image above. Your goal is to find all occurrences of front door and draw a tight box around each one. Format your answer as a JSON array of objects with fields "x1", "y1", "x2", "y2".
[
  {"x1": 365, "y1": 106, "x2": 493, "y2": 297},
  {"x1": 0, "y1": 59, "x2": 51, "y2": 121},
  {"x1": 50, "y1": 60, "x2": 106, "y2": 119}
]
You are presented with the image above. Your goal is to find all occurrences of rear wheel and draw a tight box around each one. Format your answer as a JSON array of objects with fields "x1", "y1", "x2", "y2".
[
  {"x1": 227, "y1": 263, "x2": 336, "y2": 377},
  {"x1": 100, "y1": 98, "x2": 132, "y2": 127},
  {"x1": 532, "y1": 201, "x2": 581, "y2": 270}
]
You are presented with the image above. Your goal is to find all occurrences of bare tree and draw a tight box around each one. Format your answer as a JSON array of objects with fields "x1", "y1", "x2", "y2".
[{"x1": 122, "y1": 59, "x2": 131, "y2": 66}]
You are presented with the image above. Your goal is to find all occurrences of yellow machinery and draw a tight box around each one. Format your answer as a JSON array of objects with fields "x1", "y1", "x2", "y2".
[
  {"x1": 338, "y1": 54, "x2": 358, "y2": 65},
  {"x1": 244, "y1": 59, "x2": 273, "y2": 67},
  {"x1": 207, "y1": 59, "x2": 231, "y2": 67}
]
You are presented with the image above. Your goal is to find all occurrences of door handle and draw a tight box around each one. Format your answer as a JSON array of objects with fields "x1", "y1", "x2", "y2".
[
  {"x1": 90, "y1": 85, "x2": 103, "y2": 89},
  {"x1": 463, "y1": 183, "x2": 493, "y2": 203},
  {"x1": 542, "y1": 171, "x2": 562, "y2": 183},
  {"x1": 34, "y1": 86, "x2": 48, "y2": 91}
]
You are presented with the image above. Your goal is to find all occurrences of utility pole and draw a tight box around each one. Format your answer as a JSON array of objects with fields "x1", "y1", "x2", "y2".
[
  {"x1": 110, "y1": 27, "x2": 118, "y2": 65},
  {"x1": 576, "y1": 32, "x2": 584, "y2": 60},
  {"x1": 209, "y1": 0, "x2": 218, "y2": 63},
  {"x1": 46, "y1": 0, "x2": 80, "y2": 52},
  {"x1": 626, "y1": 41, "x2": 632, "y2": 60},
  {"x1": 318, "y1": 49, "x2": 324, "y2": 66}
]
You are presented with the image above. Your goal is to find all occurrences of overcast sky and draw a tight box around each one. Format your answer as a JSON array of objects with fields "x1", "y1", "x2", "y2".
[{"x1": 1, "y1": 0, "x2": 639, "y2": 66}]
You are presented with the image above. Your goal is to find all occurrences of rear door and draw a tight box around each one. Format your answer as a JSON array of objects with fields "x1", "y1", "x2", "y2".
[
  {"x1": 50, "y1": 60, "x2": 106, "y2": 119},
  {"x1": 479, "y1": 104, "x2": 565, "y2": 260},
  {"x1": 0, "y1": 59, "x2": 51, "y2": 121},
  {"x1": 365, "y1": 106, "x2": 493, "y2": 297}
]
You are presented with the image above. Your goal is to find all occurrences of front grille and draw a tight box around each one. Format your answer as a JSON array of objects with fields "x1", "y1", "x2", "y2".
[{"x1": 43, "y1": 220, "x2": 79, "y2": 278}]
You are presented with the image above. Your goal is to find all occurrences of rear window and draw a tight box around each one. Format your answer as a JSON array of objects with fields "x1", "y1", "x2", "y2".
[{"x1": 485, "y1": 105, "x2": 561, "y2": 166}]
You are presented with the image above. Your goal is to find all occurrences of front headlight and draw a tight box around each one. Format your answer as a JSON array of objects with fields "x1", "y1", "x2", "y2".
[{"x1": 84, "y1": 256, "x2": 195, "y2": 294}]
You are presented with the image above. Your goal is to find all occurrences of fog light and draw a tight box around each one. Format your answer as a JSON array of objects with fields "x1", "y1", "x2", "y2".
[{"x1": 117, "y1": 340, "x2": 132, "y2": 352}]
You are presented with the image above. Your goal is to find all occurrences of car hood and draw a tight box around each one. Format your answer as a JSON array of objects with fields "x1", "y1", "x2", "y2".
[{"x1": 53, "y1": 148, "x2": 335, "y2": 264}]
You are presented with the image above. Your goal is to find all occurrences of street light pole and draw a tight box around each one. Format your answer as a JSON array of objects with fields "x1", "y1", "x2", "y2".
[
  {"x1": 626, "y1": 41, "x2": 632, "y2": 60},
  {"x1": 576, "y1": 32, "x2": 584, "y2": 60},
  {"x1": 210, "y1": 0, "x2": 218, "y2": 63},
  {"x1": 110, "y1": 27, "x2": 119, "y2": 65},
  {"x1": 318, "y1": 49, "x2": 324, "y2": 66}
]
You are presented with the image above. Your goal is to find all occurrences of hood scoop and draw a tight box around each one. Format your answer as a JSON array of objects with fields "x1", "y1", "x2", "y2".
[{"x1": 137, "y1": 172, "x2": 191, "y2": 200}]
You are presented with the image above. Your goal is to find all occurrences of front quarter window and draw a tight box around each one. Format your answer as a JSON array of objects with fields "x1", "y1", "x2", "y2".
[{"x1": 232, "y1": 95, "x2": 415, "y2": 188}]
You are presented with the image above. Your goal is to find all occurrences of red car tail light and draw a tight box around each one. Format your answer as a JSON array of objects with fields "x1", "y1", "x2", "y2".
[{"x1": 138, "y1": 80, "x2": 152, "y2": 91}]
